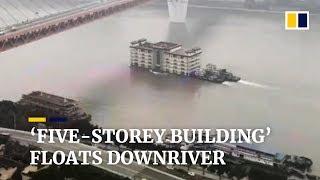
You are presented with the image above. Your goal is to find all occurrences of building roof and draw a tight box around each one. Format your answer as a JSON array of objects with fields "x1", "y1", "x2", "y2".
[
  {"x1": 236, "y1": 143, "x2": 277, "y2": 157},
  {"x1": 133, "y1": 42, "x2": 154, "y2": 50},
  {"x1": 153, "y1": 41, "x2": 181, "y2": 51},
  {"x1": 170, "y1": 47, "x2": 202, "y2": 57},
  {"x1": 169, "y1": 48, "x2": 187, "y2": 56},
  {"x1": 21, "y1": 91, "x2": 76, "y2": 107},
  {"x1": 131, "y1": 40, "x2": 181, "y2": 51},
  {"x1": 130, "y1": 39, "x2": 202, "y2": 57}
]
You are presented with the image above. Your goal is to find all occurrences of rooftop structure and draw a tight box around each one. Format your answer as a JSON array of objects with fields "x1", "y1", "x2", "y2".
[
  {"x1": 153, "y1": 41, "x2": 181, "y2": 51},
  {"x1": 19, "y1": 91, "x2": 90, "y2": 121},
  {"x1": 22, "y1": 91, "x2": 76, "y2": 107}
]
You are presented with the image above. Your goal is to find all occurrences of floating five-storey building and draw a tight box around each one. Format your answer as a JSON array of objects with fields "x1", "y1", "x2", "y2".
[
  {"x1": 130, "y1": 38, "x2": 202, "y2": 76},
  {"x1": 130, "y1": 38, "x2": 241, "y2": 83}
]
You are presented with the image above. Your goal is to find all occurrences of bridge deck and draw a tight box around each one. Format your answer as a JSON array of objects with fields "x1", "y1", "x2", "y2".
[
  {"x1": 0, "y1": 0, "x2": 149, "y2": 53},
  {"x1": 0, "y1": 0, "x2": 102, "y2": 30}
]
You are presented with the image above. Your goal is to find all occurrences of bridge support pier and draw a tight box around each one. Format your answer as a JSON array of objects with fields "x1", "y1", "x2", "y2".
[
  {"x1": 167, "y1": 0, "x2": 189, "y2": 23},
  {"x1": 244, "y1": 0, "x2": 256, "y2": 8}
]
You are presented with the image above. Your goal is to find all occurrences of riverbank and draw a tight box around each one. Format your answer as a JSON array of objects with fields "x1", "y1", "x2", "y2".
[{"x1": 0, "y1": 97, "x2": 319, "y2": 180}]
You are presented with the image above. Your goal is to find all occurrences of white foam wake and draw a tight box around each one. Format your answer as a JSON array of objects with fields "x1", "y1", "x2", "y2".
[
  {"x1": 222, "y1": 81, "x2": 236, "y2": 86},
  {"x1": 238, "y1": 80, "x2": 275, "y2": 89}
]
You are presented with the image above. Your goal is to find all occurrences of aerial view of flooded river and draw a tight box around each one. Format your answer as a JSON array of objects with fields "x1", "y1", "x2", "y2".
[{"x1": 0, "y1": 0, "x2": 319, "y2": 174}]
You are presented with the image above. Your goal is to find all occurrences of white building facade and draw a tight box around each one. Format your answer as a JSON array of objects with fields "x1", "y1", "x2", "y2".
[{"x1": 130, "y1": 39, "x2": 201, "y2": 76}]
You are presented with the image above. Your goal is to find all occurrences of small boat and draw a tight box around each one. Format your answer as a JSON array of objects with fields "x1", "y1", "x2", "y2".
[{"x1": 190, "y1": 63, "x2": 241, "y2": 83}]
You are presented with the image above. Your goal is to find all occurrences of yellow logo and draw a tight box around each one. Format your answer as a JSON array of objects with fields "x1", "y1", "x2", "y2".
[
  {"x1": 285, "y1": 11, "x2": 309, "y2": 30},
  {"x1": 28, "y1": 117, "x2": 47, "y2": 123}
]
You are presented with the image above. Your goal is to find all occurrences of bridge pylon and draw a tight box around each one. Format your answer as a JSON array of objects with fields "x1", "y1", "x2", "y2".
[{"x1": 167, "y1": 0, "x2": 189, "y2": 23}]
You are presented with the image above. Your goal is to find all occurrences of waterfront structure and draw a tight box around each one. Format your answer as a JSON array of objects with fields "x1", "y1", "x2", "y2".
[
  {"x1": 208, "y1": 142, "x2": 279, "y2": 166},
  {"x1": 130, "y1": 38, "x2": 202, "y2": 76},
  {"x1": 19, "y1": 91, "x2": 90, "y2": 121}
]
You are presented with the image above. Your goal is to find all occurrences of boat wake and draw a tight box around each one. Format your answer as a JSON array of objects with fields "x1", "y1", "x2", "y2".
[
  {"x1": 222, "y1": 81, "x2": 236, "y2": 86},
  {"x1": 149, "y1": 69, "x2": 168, "y2": 76},
  {"x1": 238, "y1": 80, "x2": 276, "y2": 90}
]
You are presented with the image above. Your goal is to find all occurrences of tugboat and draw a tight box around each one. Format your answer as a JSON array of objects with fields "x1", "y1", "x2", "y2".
[{"x1": 191, "y1": 64, "x2": 241, "y2": 83}]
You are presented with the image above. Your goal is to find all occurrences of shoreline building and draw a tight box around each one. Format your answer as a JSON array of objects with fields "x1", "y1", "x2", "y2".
[
  {"x1": 19, "y1": 91, "x2": 90, "y2": 121},
  {"x1": 130, "y1": 39, "x2": 202, "y2": 76}
]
